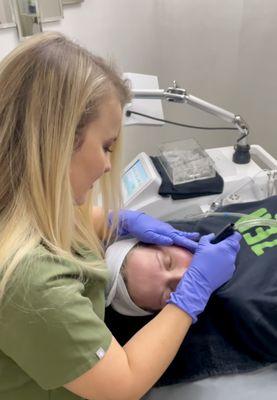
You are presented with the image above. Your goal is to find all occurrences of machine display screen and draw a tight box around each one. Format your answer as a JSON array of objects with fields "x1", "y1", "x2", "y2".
[{"x1": 122, "y1": 159, "x2": 150, "y2": 200}]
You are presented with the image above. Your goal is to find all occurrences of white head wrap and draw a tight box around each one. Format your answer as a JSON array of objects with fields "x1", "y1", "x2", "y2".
[{"x1": 105, "y1": 238, "x2": 153, "y2": 316}]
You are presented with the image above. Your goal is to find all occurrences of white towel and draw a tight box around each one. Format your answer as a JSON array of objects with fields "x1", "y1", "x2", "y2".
[{"x1": 105, "y1": 238, "x2": 153, "y2": 316}]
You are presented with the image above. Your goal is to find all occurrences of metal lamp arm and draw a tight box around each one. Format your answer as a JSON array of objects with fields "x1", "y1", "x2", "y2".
[{"x1": 132, "y1": 84, "x2": 249, "y2": 145}]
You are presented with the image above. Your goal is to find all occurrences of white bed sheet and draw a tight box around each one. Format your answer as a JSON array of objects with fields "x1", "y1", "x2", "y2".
[{"x1": 143, "y1": 364, "x2": 277, "y2": 400}]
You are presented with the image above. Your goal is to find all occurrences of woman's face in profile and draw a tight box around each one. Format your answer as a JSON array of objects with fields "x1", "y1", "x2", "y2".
[
  {"x1": 124, "y1": 245, "x2": 193, "y2": 311},
  {"x1": 70, "y1": 96, "x2": 122, "y2": 205}
]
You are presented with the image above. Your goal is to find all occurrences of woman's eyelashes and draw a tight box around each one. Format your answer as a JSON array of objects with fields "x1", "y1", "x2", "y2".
[
  {"x1": 103, "y1": 140, "x2": 114, "y2": 153},
  {"x1": 103, "y1": 146, "x2": 113, "y2": 153},
  {"x1": 103, "y1": 135, "x2": 117, "y2": 153}
]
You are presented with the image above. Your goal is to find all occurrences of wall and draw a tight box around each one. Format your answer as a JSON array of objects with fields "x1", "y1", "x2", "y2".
[{"x1": 1, "y1": 0, "x2": 276, "y2": 165}]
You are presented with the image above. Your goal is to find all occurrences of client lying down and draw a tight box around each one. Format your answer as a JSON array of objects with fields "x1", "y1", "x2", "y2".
[
  {"x1": 105, "y1": 196, "x2": 277, "y2": 386},
  {"x1": 106, "y1": 238, "x2": 193, "y2": 314}
]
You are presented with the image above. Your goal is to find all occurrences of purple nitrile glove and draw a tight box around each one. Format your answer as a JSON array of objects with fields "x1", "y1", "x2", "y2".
[
  {"x1": 167, "y1": 232, "x2": 242, "y2": 323},
  {"x1": 109, "y1": 209, "x2": 200, "y2": 252}
]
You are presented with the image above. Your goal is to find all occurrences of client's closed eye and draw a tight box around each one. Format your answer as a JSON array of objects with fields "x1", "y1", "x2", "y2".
[
  {"x1": 157, "y1": 249, "x2": 172, "y2": 271},
  {"x1": 164, "y1": 254, "x2": 172, "y2": 270}
]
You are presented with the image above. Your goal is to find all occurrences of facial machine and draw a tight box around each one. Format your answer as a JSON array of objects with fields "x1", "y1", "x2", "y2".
[
  {"x1": 122, "y1": 74, "x2": 277, "y2": 219},
  {"x1": 122, "y1": 145, "x2": 277, "y2": 220}
]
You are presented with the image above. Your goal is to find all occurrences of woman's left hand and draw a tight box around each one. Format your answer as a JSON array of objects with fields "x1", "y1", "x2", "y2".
[{"x1": 112, "y1": 210, "x2": 200, "y2": 252}]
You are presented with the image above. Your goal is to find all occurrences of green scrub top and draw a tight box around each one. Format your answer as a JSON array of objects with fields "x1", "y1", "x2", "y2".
[{"x1": 0, "y1": 245, "x2": 113, "y2": 399}]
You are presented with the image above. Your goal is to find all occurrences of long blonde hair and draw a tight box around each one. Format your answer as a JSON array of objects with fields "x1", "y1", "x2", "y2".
[{"x1": 0, "y1": 32, "x2": 131, "y2": 301}]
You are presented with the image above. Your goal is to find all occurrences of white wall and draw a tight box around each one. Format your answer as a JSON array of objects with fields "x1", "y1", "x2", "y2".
[{"x1": 1, "y1": 0, "x2": 276, "y2": 165}]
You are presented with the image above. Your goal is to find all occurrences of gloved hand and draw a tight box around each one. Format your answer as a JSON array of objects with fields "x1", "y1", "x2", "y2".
[
  {"x1": 167, "y1": 232, "x2": 242, "y2": 323},
  {"x1": 109, "y1": 209, "x2": 200, "y2": 252}
]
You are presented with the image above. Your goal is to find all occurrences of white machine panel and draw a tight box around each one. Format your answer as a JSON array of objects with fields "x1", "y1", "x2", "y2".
[
  {"x1": 122, "y1": 152, "x2": 161, "y2": 207},
  {"x1": 122, "y1": 145, "x2": 277, "y2": 220}
]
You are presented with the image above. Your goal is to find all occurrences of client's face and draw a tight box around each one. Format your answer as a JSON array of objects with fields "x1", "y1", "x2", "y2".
[{"x1": 124, "y1": 245, "x2": 193, "y2": 311}]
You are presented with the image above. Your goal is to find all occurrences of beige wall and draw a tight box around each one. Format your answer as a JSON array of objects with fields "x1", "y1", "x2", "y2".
[{"x1": 1, "y1": 0, "x2": 276, "y2": 165}]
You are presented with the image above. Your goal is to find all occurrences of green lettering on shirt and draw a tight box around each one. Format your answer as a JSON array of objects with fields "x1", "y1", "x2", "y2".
[
  {"x1": 244, "y1": 226, "x2": 277, "y2": 246},
  {"x1": 251, "y1": 239, "x2": 277, "y2": 256},
  {"x1": 235, "y1": 207, "x2": 277, "y2": 256}
]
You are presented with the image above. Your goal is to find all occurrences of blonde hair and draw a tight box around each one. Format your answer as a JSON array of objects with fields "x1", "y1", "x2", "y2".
[{"x1": 0, "y1": 32, "x2": 131, "y2": 301}]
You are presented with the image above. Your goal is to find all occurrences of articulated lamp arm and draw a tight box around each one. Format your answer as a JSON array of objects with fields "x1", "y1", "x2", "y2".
[{"x1": 132, "y1": 82, "x2": 250, "y2": 164}]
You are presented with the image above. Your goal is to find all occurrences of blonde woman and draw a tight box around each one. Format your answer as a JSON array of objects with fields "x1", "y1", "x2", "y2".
[{"x1": 0, "y1": 32, "x2": 241, "y2": 400}]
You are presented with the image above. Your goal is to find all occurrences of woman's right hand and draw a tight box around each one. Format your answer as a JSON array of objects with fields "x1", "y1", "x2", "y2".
[{"x1": 167, "y1": 232, "x2": 242, "y2": 323}]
